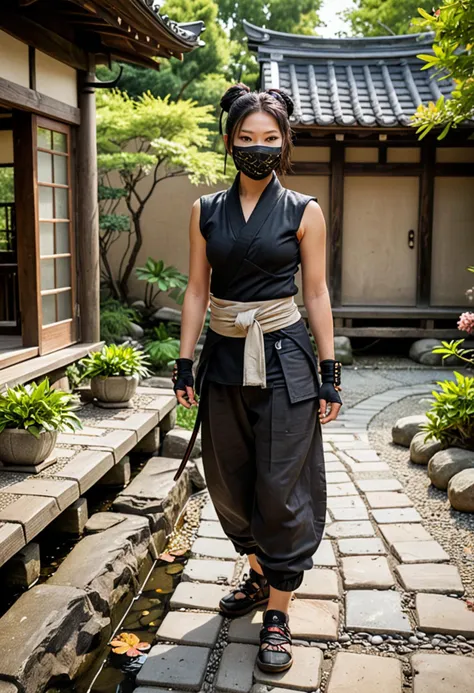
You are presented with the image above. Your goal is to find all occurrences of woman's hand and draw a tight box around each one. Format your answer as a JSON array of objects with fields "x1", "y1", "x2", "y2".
[
  {"x1": 172, "y1": 358, "x2": 198, "y2": 409},
  {"x1": 175, "y1": 386, "x2": 198, "y2": 409},
  {"x1": 319, "y1": 388, "x2": 343, "y2": 424}
]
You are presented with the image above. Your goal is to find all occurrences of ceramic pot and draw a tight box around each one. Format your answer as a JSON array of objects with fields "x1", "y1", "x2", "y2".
[
  {"x1": 0, "y1": 428, "x2": 57, "y2": 465},
  {"x1": 90, "y1": 374, "x2": 139, "y2": 404}
]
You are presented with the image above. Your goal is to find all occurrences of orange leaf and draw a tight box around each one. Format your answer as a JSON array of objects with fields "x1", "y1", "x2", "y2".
[
  {"x1": 112, "y1": 645, "x2": 129, "y2": 655},
  {"x1": 126, "y1": 647, "x2": 141, "y2": 657},
  {"x1": 110, "y1": 640, "x2": 125, "y2": 648},
  {"x1": 159, "y1": 552, "x2": 175, "y2": 563}
]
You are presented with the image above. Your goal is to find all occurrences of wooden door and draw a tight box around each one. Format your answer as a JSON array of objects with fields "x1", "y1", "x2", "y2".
[{"x1": 341, "y1": 176, "x2": 420, "y2": 306}]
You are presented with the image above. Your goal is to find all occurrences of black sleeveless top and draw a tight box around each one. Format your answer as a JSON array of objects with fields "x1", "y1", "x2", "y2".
[{"x1": 196, "y1": 170, "x2": 319, "y2": 394}]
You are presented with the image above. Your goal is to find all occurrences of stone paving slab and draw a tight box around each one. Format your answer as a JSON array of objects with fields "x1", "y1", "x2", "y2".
[
  {"x1": 253, "y1": 646, "x2": 323, "y2": 691},
  {"x1": 326, "y1": 472, "x2": 352, "y2": 484},
  {"x1": 85, "y1": 410, "x2": 159, "y2": 439},
  {"x1": 356, "y1": 479, "x2": 403, "y2": 492},
  {"x1": 227, "y1": 607, "x2": 266, "y2": 644},
  {"x1": 192, "y1": 537, "x2": 238, "y2": 560},
  {"x1": 345, "y1": 450, "x2": 381, "y2": 462},
  {"x1": 0, "y1": 521, "x2": 24, "y2": 565},
  {"x1": 371, "y1": 508, "x2": 422, "y2": 524},
  {"x1": 327, "y1": 496, "x2": 365, "y2": 509},
  {"x1": 136, "y1": 643, "x2": 211, "y2": 690},
  {"x1": 341, "y1": 556, "x2": 394, "y2": 589},
  {"x1": 379, "y1": 523, "x2": 432, "y2": 546},
  {"x1": 325, "y1": 461, "x2": 346, "y2": 472},
  {"x1": 411, "y1": 652, "x2": 474, "y2": 693},
  {"x1": 326, "y1": 521, "x2": 376, "y2": 538},
  {"x1": 396, "y1": 563, "x2": 464, "y2": 594},
  {"x1": 0, "y1": 477, "x2": 78, "y2": 511},
  {"x1": 337, "y1": 538, "x2": 387, "y2": 556},
  {"x1": 349, "y1": 463, "x2": 392, "y2": 474},
  {"x1": 144, "y1": 394, "x2": 177, "y2": 421},
  {"x1": 216, "y1": 643, "x2": 258, "y2": 693},
  {"x1": 365, "y1": 492, "x2": 413, "y2": 509},
  {"x1": 416, "y1": 593, "x2": 474, "y2": 636},
  {"x1": 182, "y1": 559, "x2": 235, "y2": 584},
  {"x1": 392, "y1": 540, "x2": 450, "y2": 564},
  {"x1": 170, "y1": 582, "x2": 230, "y2": 611},
  {"x1": 57, "y1": 429, "x2": 135, "y2": 462},
  {"x1": 52, "y1": 450, "x2": 115, "y2": 493},
  {"x1": 327, "y1": 482, "x2": 360, "y2": 497},
  {"x1": 295, "y1": 568, "x2": 340, "y2": 599},
  {"x1": 345, "y1": 590, "x2": 412, "y2": 635},
  {"x1": 329, "y1": 506, "x2": 369, "y2": 521},
  {"x1": 157, "y1": 611, "x2": 223, "y2": 647},
  {"x1": 201, "y1": 501, "x2": 219, "y2": 521},
  {"x1": 198, "y1": 520, "x2": 227, "y2": 539},
  {"x1": 0, "y1": 495, "x2": 60, "y2": 543},
  {"x1": 313, "y1": 540, "x2": 337, "y2": 567},
  {"x1": 327, "y1": 652, "x2": 402, "y2": 693}
]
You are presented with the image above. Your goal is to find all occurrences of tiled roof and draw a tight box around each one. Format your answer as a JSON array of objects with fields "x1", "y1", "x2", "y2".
[{"x1": 243, "y1": 19, "x2": 454, "y2": 128}]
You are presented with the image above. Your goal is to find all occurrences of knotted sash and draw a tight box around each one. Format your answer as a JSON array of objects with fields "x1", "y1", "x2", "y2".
[{"x1": 209, "y1": 294, "x2": 302, "y2": 387}]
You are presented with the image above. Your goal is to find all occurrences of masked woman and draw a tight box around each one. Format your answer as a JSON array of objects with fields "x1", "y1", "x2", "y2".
[{"x1": 172, "y1": 83, "x2": 343, "y2": 673}]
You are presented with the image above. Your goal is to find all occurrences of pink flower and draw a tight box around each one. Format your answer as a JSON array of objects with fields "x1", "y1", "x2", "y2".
[{"x1": 457, "y1": 312, "x2": 474, "y2": 334}]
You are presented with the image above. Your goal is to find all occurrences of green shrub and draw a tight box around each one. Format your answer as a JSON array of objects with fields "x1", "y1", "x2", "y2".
[
  {"x1": 79, "y1": 344, "x2": 151, "y2": 380},
  {"x1": 177, "y1": 404, "x2": 198, "y2": 431},
  {"x1": 420, "y1": 371, "x2": 474, "y2": 450},
  {"x1": 100, "y1": 298, "x2": 138, "y2": 344},
  {"x1": 0, "y1": 379, "x2": 82, "y2": 438},
  {"x1": 136, "y1": 258, "x2": 188, "y2": 307},
  {"x1": 144, "y1": 323, "x2": 180, "y2": 371}
]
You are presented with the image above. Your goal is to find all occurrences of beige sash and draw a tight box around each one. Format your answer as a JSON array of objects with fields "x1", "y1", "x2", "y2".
[{"x1": 209, "y1": 294, "x2": 302, "y2": 387}]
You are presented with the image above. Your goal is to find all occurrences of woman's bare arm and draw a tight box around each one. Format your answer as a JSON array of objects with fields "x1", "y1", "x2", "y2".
[
  {"x1": 299, "y1": 200, "x2": 341, "y2": 422},
  {"x1": 176, "y1": 199, "x2": 211, "y2": 407}
]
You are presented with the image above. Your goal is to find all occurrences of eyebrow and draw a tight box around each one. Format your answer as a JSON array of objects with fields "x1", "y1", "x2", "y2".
[{"x1": 239, "y1": 128, "x2": 280, "y2": 134}]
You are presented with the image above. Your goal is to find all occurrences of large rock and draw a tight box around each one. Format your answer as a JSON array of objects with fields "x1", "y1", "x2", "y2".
[
  {"x1": 127, "y1": 322, "x2": 145, "y2": 339},
  {"x1": 409, "y1": 338, "x2": 474, "y2": 366},
  {"x1": 428, "y1": 448, "x2": 474, "y2": 490},
  {"x1": 448, "y1": 468, "x2": 474, "y2": 512},
  {"x1": 0, "y1": 584, "x2": 108, "y2": 693},
  {"x1": 162, "y1": 427, "x2": 202, "y2": 459},
  {"x1": 113, "y1": 456, "x2": 195, "y2": 535},
  {"x1": 410, "y1": 431, "x2": 443, "y2": 465},
  {"x1": 49, "y1": 514, "x2": 151, "y2": 618},
  {"x1": 152, "y1": 307, "x2": 182, "y2": 325},
  {"x1": 392, "y1": 415, "x2": 428, "y2": 447},
  {"x1": 334, "y1": 336, "x2": 353, "y2": 365}
]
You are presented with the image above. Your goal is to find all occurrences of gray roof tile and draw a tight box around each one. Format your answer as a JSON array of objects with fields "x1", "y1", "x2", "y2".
[{"x1": 243, "y1": 19, "x2": 455, "y2": 128}]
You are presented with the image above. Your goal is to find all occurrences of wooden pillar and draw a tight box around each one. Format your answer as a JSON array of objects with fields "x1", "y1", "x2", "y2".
[
  {"x1": 330, "y1": 141, "x2": 344, "y2": 306},
  {"x1": 77, "y1": 58, "x2": 100, "y2": 342},
  {"x1": 417, "y1": 142, "x2": 435, "y2": 306}
]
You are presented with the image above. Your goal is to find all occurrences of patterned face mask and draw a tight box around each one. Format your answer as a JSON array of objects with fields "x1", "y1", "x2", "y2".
[{"x1": 231, "y1": 144, "x2": 282, "y2": 180}]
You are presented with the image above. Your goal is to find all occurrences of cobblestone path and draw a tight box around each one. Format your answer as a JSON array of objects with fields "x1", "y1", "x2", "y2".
[{"x1": 135, "y1": 381, "x2": 474, "y2": 693}]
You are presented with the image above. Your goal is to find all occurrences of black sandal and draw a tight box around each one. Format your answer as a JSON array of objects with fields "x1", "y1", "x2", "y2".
[
  {"x1": 256, "y1": 609, "x2": 293, "y2": 673},
  {"x1": 219, "y1": 568, "x2": 269, "y2": 617}
]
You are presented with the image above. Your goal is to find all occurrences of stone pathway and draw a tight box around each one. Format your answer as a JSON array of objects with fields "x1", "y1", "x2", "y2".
[{"x1": 135, "y1": 382, "x2": 474, "y2": 693}]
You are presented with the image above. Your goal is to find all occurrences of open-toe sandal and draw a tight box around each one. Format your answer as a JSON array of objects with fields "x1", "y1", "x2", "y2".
[
  {"x1": 256, "y1": 609, "x2": 293, "y2": 673},
  {"x1": 219, "y1": 568, "x2": 269, "y2": 617}
]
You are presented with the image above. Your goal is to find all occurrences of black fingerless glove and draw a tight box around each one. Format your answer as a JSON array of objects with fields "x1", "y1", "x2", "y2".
[
  {"x1": 319, "y1": 359, "x2": 343, "y2": 405},
  {"x1": 172, "y1": 358, "x2": 194, "y2": 395}
]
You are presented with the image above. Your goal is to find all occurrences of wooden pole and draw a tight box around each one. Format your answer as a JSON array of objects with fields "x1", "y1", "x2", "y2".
[
  {"x1": 77, "y1": 57, "x2": 100, "y2": 342},
  {"x1": 330, "y1": 141, "x2": 344, "y2": 306},
  {"x1": 417, "y1": 142, "x2": 435, "y2": 307}
]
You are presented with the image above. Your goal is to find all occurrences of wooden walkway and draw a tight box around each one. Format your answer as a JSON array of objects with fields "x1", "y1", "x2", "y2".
[{"x1": 0, "y1": 386, "x2": 176, "y2": 568}]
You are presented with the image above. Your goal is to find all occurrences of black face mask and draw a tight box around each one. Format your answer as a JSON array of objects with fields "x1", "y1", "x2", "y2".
[{"x1": 231, "y1": 144, "x2": 282, "y2": 180}]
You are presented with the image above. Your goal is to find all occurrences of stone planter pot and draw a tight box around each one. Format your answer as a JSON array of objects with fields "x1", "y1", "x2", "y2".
[
  {"x1": 0, "y1": 428, "x2": 57, "y2": 465},
  {"x1": 91, "y1": 374, "x2": 139, "y2": 405}
]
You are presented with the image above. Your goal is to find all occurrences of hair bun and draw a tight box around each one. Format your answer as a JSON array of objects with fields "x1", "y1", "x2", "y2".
[
  {"x1": 266, "y1": 88, "x2": 294, "y2": 118},
  {"x1": 220, "y1": 83, "x2": 251, "y2": 113}
]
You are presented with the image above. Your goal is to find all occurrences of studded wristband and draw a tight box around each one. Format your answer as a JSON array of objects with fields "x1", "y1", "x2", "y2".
[{"x1": 319, "y1": 359, "x2": 342, "y2": 391}]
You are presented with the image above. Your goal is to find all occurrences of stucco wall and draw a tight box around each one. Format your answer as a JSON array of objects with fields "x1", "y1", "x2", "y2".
[
  {"x1": 0, "y1": 30, "x2": 29, "y2": 87},
  {"x1": 36, "y1": 50, "x2": 78, "y2": 108},
  {"x1": 0, "y1": 131, "x2": 13, "y2": 164}
]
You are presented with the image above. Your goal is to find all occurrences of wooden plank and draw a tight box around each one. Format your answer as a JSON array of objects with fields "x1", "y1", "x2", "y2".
[
  {"x1": 56, "y1": 429, "x2": 137, "y2": 462},
  {"x1": 1, "y1": 478, "x2": 79, "y2": 511},
  {"x1": 300, "y1": 305, "x2": 467, "y2": 319},
  {"x1": 289, "y1": 162, "x2": 331, "y2": 176},
  {"x1": 334, "y1": 327, "x2": 463, "y2": 338},
  {"x1": 0, "y1": 10, "x2": 88, "y2": 72},
  {"x1": 0, "y1": 76, "x2": 80, "y2": 126},
  {"x1": 52, "y1": 450, "x2": 114, "y2": 493},
  {"x1": 0, "y1": 347, "x2": 39, "y2": 370},
  {"x1": 435, "y1": 163, "x2": 474, "y2": 176},
  {"x1": 344, "y1": 162, "x2": 422, "y2": 175},
  {"x1": 0, "y1": 522, "x2": 25, "y2": 567},
  {"x1": 145, "y1": 394, "x2": 177, "y2": 422},
  {"x1": 330, "y1": 142, "x2": 344, "y2": 305},
  {"x1": 0, "y1": 341, "x2": 102, "y2": 391},
  {"x1": 417, "y1": 143, "x2": 435, "y2": 306},
  {"x1": 0, "y1": 495, "x2": 59, "y2": 543}
]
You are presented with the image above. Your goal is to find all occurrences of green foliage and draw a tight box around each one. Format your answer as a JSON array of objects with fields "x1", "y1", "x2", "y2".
[
  {"x1": 0, "y1": 379, "x2": 82, "y2": 438},
  {"x1": 100, "y1": 298, "x2": 138, "y2": 344},
  {"x1": 177, "y1": 403, "x2": 199, "y2": 430},
  {"x1": 431, "y1": 339, "x2": 474, "y2": 367},
  {"x1": 99, "y1": 214, "x2": 130, "y2": 233},
  {"x1": 144, "y1": 324, "x2": 181, "y2": 370},
  {"x1": 412, "y1": 1, "x2": 474, "y2": 139},
  {"x1": 136, "y1": 258, "x2": 188, "y2": 307},
  {"x1": 79, "y1": 344, "x2": 151, "y2": 380},
  {"x1": 420, "y1": 372, "x2": 474, "y2": 450},
  {"x1": 66, "y1": 362, "x2": 86, "y2": 390},
  {"x1": 0, "y1": 167, "x2": 14, "y2": 203},
  {"x1": 341, "y1": 0, "x2": 432, "y2": 37}
]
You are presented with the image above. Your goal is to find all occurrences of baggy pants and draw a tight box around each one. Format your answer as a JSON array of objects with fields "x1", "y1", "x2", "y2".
[{"x1": 200, "y1": 380, "x2": 327, "y2": 592}]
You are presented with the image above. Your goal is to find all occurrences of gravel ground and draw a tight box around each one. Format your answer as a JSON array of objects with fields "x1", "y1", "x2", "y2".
[{"x1": 367, "y1": 391, "x2": 474, "y2": 597}]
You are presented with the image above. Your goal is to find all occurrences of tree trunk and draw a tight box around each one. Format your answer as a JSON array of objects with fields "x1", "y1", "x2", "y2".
[{"x1": 119, "y1": 211, "x2": 143, "y2": 299}]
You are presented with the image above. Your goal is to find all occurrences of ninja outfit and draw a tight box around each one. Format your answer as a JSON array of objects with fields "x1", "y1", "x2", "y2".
[{"x1": 192, "y1": 170, "x2": 327, "y2": 592}]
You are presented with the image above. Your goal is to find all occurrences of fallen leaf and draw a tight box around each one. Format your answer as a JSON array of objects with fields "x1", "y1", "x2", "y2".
[
  {"x1": 126, "y1": 647, "x2": 141, "y2": 657},
  {"x1": 141, "y1": 610, "x2": 150, "y2": 616},
  {"x1": 166, "y1": 564, "x2": 184, "y2": 575},
  {"x1": 112, "y1": 645, "x2": 129, "y2": 655},
  {"x1": 169, "y1": 548, "x2": 187, "y2": 557},
  {"x1": 159, "y1": 552, "x2": 175, "y2": 563},
  {"x1": 137, "y1": 642, "x2": 151, "y2": 652}
]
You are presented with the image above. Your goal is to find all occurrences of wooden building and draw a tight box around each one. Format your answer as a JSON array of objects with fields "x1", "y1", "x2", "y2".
[
  {"x1": 244, "y1": 20, "x2": 474, "y2": 339},
  {"x1": 0, "y1": 0, "x2": 204, "y2": 383}
]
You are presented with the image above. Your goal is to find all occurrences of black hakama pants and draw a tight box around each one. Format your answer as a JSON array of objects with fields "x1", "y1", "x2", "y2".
[{"x1": 200, "y1": 379, "x2": 327, "y2": 592}]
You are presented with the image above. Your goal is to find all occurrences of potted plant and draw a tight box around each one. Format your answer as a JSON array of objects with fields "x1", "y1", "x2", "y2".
[
  {"x1": 0, "y1": 379, "x2": 82, "y2": 467},
  {"x1": 79, "y1": 343, "x2": 150, "y2": 407}
]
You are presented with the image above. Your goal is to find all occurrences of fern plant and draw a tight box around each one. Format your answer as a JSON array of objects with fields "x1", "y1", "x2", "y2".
[
  {"x1": 0, "y1": 379, "x2": 82, "y2": 438},
  {"x1": 100, "y1": 298, "x2": 138, "y2": 344},
  {"x1": 144, "y1": 323, "x2": 180, "y2": 370},
  {"x1": 79, "y1": 344, "x2": 151, "y2": 380},
  {"x1": 136, "y1": 258, "x2": 188, "y2": 308},
  {"x1": 420, "y1": 371, "x2": 474, "y2": 451}
]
